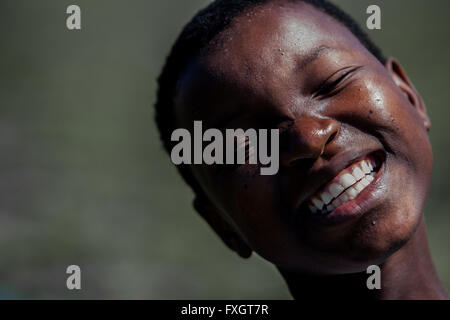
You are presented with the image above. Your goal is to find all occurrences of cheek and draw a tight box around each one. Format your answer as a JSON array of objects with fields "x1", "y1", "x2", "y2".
[
  {"x1": 360, "y1": 78, "x2": 432, "y2": 179},
  {"x1": 342, "y1": 75, "x2": 432, "y2": 180},
  {"x1": 225, "y1": 173, "x2": 281, "y2": 235},
  {"x1": 216, "y1": 172, "x2": 303, "y2": 263},
  {"x1": 367, "y1": 78, "x2": 432, "y2": 181},
  {"x1": 354, "y1": 78, "x2": 432, "y2": 249}
]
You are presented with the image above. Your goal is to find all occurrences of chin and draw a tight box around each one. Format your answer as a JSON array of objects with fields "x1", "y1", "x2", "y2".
[
  {"x1": 294, "y1": 204, "x2": 423, "y2": 275},
  {"x1": 338, "y1": 206, "x2": 423, "y2": 273}
]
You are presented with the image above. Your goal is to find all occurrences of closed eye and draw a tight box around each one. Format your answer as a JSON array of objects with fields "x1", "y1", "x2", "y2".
[
  {"x1": 313, "y1": 66, "x2": 362, "y2": 99},
  {"x1": 216, "y1": 135, "x2": 255, "y2": 172},
  {"x1": 235, "y1": 135, "x2": 256, "y2": 164}
]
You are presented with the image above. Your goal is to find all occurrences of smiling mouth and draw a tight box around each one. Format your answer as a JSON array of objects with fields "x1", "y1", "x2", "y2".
[{"x1": 307, "y1": 152, "x2": 384, "y2": 215}]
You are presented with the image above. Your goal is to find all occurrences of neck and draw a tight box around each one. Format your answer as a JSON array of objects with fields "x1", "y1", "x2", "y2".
[{"x1": 278, "y1": 217, "x2": 449, "y2": 300}]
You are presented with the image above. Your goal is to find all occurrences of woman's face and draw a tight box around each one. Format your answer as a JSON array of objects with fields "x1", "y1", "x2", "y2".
[{"x1": 174, "y1": 1, "x2": 432, "y2": 274}]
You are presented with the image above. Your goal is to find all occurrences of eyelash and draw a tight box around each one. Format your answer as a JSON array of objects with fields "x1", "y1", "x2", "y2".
[
  {"x1": 313, "y1": 66, "x2": 360, "y2": 98},
  {"x1": 216, "y1": 136, "x2": 255, "y2": 172},
  {"x1": 236, "y1": 136, "x2": 255, "y2": 164}
]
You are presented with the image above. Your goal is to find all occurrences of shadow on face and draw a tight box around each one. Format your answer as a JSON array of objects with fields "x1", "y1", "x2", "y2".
[{"x1": 175, "y1": 0, "x2": 432, "y2": 274}]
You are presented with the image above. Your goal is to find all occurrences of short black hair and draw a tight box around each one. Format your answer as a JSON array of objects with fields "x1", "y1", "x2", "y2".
[{"x1": 155, "y1": 0, "x2": 385, "y2": 198}]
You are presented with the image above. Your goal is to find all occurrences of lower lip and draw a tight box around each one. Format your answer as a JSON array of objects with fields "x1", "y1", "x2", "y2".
[{"x1": 305, "y1": 159, "x2": 386, "y2": 226}]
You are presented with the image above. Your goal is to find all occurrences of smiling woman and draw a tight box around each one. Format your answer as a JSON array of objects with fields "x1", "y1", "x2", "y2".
[{"x1": 155, "y1": 0, "x2": 449, "y2": 300}]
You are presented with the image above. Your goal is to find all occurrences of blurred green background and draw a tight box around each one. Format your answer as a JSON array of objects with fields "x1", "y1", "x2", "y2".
[{"x1": 0, "y1": 0, "x2": 448, "y2": 299}]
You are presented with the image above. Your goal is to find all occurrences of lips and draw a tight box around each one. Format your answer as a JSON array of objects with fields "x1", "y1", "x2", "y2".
[{"x1": 306, "y1": 153, "x2": 382, "y2": 215}]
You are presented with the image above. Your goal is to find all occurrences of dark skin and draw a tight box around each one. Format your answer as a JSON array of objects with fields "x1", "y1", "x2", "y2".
[{"x1": 174, "y1": 1, "x2": 449, "y2": 299}]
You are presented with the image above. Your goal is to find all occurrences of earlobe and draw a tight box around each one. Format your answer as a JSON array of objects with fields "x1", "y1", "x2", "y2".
[
  {"x1": 385, "y1": 58, "x2": 431, "y2": 131},
  {"x1": 193, "y1": 196, "x2": 253, "y2": 258}
]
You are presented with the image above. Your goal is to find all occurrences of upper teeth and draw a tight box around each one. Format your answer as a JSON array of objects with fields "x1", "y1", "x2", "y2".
[{"x1": 308, "y1": 158, "x2": 377, "y2": 214}]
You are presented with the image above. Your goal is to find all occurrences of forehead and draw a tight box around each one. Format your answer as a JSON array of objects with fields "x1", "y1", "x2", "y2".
[
  {"x1": 175, "y1": 1, "x2": 372, "y2": 125},
  {"x1": 204, "y1": 1, "x2": 356, "y2": 69}
]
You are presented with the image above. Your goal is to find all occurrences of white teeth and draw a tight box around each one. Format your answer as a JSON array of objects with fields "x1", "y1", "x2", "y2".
[
  {"x1": 361, "y1": 176, "x2": 371, "y2": 187},
  {"x1": 346, "y1": 187, "x2": 358, "y2": 199},
  {"x1": 361, "y1": 160, "x2": 371, "y2": 174},
  {"x1": 331, "y1": 197, "x2": 342, "y2": 208},
  {"x1": 338, "y1": 193, "x2": 349, "y2": 203},
  {"x1": 320, "y1": 191, "x2": 333, "y2": 205},
  {"x1": 354, "y1": 180, "x2": 365, "y2": 192},
  {"x1": 352, "y1": 167, "x2": 365, "y2": 180},
  {"x1": 308, "y1": 156, "x2": 380, "y2": 214},
  {"x1": 328, "y1": 183, "x2": 345, "y2": 198},
  {"x1": 340, "y1": 173, "x2": 357, "y2": 188},
  {"x1": 312, "y1": 197, "x2": 324, "y2": 210}
]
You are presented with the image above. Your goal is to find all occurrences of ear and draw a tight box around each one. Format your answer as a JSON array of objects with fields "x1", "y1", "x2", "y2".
[
  {"x1": 193, "y1": 196, "x2": 252, "y2": 258},
  {"x1": 385, "y1": 58, "x2": 431, "y2": 131}
]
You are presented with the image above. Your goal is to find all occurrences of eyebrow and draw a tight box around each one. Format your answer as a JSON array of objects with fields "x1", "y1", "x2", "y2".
[{"x1": 296, "y1": 45, "x2": 335, "y2": 72}]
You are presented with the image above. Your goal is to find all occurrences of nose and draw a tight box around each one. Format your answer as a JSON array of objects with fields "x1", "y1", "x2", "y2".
[{"x1": 280, "y1": 116, "x2": 340, "y2": 167}]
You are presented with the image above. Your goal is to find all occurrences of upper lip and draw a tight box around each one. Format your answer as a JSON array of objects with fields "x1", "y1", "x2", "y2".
[{"x1": 295, "y1": 148, "x2": 383, "y2": 212}]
